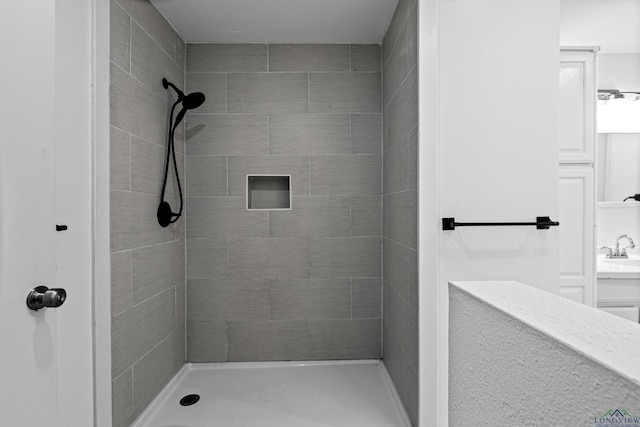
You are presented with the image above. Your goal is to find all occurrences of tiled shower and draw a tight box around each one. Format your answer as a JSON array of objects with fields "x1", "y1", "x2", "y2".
[
  {"x1": 185, "y1": 43, "x2": 383, "y2": 362},
  {"x1": 109, "y1": 0, "x2": 418, "y2": 425}
]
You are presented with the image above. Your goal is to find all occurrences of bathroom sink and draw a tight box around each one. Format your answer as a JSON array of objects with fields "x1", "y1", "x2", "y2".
[
  {"x1": 601, "y1": 259, "x2": 640, "y2": 267},
  {"x1": 597, "y1": 256, "x2": 640, "y2": 279}
]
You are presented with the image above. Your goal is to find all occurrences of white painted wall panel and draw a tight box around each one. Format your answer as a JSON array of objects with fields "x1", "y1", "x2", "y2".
[{"x1": 439, "y1": 0, "x2": 560, "y2": 294}]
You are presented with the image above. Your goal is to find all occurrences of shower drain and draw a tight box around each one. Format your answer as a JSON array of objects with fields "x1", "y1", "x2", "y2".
[{"x1": 179, "y1": 394, "x2": 200, "y2": 407}]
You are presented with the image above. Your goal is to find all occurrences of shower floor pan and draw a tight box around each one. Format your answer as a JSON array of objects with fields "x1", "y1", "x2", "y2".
[{"x1": 131, "y1": 360, "x2": 411, "y2": 427}]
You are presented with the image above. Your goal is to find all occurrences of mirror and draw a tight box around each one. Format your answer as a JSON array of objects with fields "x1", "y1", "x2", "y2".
[
  {"x1": 593, "y1": 44, "x2": 640, "y2": 272},
  {"x1": 560, "y1": 1, "x2": 640, "y2": 203},
  {"x1": 596, "y1": 52, "x2": 640, "y2": 204},
  {"x1": 597, "y1": 133, "x2": 640, "y2": 203}
]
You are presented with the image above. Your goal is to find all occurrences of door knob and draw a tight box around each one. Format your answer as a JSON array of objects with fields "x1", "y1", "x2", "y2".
[{"x1": 26, "y1": 286, "x2": 67, "y2": 311}]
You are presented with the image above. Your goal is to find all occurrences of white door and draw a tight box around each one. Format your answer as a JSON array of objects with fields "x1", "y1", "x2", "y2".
[
  {"x1": 0, "y1": 2, "x2": 60, "y2": 425},
  {"x1": 558, "y1": 48, "x2": 598, "y2": 306}
]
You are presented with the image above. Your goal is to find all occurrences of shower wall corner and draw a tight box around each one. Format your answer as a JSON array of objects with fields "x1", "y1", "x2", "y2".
[{"x1": 109, "y1": 0, "x2": 187, "y2": 425}]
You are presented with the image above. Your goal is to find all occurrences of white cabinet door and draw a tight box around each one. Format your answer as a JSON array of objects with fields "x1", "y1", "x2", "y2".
[
  {"x1": 559, "y1": 50, "x2": 597, "y2": 163},
  {"x1": 599, "y1": 306, "x2": 640, "y2": 323},
  {"x1": 559, "y1": 168, "x2": 595, "y2": 306},
  {"x1": 558, "y1": 48, "x2": 597, "y2": 306}
]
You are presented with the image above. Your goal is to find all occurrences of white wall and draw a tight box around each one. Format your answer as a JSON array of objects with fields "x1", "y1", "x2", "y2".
[
  {"x1": 417, "y1": 0, "x2": 441, "y2": 423},
  {"x1": 597, "y1": 205, "x2": 640, "y2": 252},
  {"x1": 418, "y1": 1, "x2": 561, "y2": 425},
  {"x1": 93, "y1": 0, "x2": 114, "y2": 424},
  {"x1": 559, "y1": 0, "x2": 640, "y2": 54},
  {"x1": 56, "y1": 0, "x2": 111, "y2": 424},
  {"x1": 599, "y1": 54, "x2": 640, "y2": 90},
  {"x1": 438, "y1": 0, "x2": 560, "y2": 292},
  {"x1": 450, "y1": 281, "x2": 640, "y2": 425},
  {"x1": 55, "y1": 1, "x2": 96, "y2": 424}
]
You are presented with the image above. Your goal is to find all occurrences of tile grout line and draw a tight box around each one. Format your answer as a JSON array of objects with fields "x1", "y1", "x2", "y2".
[
  {"x1": 122, "y1": 251, "x2": 133, "y2": 319},
  {"x1": 350, "y1": 277, "x2": 353, "y2": 320},
  {"x1": 124, "y1": 326, "x2": 179, "y2": 386},
  {"x1": 130, "y1": 366, "x2": 135, "y2": 418},
  {"x1": 126, "y1": 10, "x2": 183, "y2": 71},
  {"x1": 349, "y1": 114, "x2": 353, "y2": 154},
  {"x1": 384, "y1": 62, "x2": 416, "y2": 112},
  {"x1": 127, "y1": 132, "x2": 132, "y2": 191},
  {"x1": 380, "y1": 42, "x2": 385, "y2": 357},
  {"x1": 268, "y1": 279, "x2": 272, "y2": 321},
  {"x1": 128, "y1": 13, "x2": 132, "y2": 74},
  {"x1": 307, "y1": 156, "x2": 311, "y2": 196},
  {"x1": 111, "y1": 59, "x2": 170, "y2": 107},
  {"x1": 307, "y1": 71, "x2": 310, "y2": 113},
  {"x1": 109, "y1": 122, "x2": 168, "y2": 152},
  {"x1": 349, "y1": 196, "x2": 353, "y2": 237}
]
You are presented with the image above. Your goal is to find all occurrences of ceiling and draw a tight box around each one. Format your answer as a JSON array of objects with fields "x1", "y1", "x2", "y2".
[
  {"x1": 148, "y1": 0, "x2": 399, "y2": 44},
  {"x1": 149, "y1": 0, "x2": 639, "y2": 51},
  {"x1": 560, "y1": 0, "x2": 640, "y2": 53}
]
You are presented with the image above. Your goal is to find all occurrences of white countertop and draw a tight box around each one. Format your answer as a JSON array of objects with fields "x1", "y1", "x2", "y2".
[{"x1": 597, "y1": 255, "x2": 640, "y2": 279}]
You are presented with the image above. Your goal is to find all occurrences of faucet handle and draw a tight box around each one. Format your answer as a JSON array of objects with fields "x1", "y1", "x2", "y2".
[{"x1": 599, "y1": 245, "x2": 614, "y2": 258}]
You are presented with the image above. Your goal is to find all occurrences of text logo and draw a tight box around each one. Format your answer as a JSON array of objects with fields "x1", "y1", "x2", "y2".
[{"x1": 594, "y1": 409, "x2": 640, "y2": 427}]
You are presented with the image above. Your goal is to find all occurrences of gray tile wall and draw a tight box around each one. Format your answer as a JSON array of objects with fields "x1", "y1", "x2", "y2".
[
  {"x1": 382, "y1": 0, "x2": 419, "y2": 425},
  {"x1": 185, "y1": 43, "x2": 382, "y2": 363},
  {"x1": 110, "y1": 0, "x2": 186, "y2": 425}
]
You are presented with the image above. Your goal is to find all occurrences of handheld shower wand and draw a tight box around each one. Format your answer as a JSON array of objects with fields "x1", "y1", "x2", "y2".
[{"x1": 157, "y1": 78, "x2": 206, "y2": 227}]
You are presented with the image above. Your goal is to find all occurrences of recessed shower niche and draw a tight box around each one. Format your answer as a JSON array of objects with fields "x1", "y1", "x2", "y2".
[{"x1": 246, "y1": 175, "x2": 291, "y2": 210}]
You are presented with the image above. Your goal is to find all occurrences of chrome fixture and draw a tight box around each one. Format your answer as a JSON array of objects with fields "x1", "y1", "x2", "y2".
[
  {"x1": 600, "y1": 235, "x2": 636, "y2": 259},
  {"x1": 26, "y1": 286, "x2": 67, "y2": 311},
  {"x1": 598, "y1": 90, "x2": 640, "y2": 101}
]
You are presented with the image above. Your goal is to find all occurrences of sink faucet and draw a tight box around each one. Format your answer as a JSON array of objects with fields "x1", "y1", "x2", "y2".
[{"x1": 600, "y1": 235, "x2": 636, "y2": 258}]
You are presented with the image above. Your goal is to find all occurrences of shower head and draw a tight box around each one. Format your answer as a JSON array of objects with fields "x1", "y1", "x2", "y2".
[
  {"x1": 162, "y1": 78, "x2": 206, "y2": 128},
  {"x1": 162, "y1": 78, "x2": 206, "y2": 110},
  {"x1": 182, "y1": 92, "x2": 206, "y2": 110},
  {"x1": 174, "y1": 100, "x2": 201, "y2": 130},
  {"x1": 174, "y1": 92, "x2": 205, "y2": 129},
  {"x1": 173, "y1": 92, "x2": 206, "y2": 127}
]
